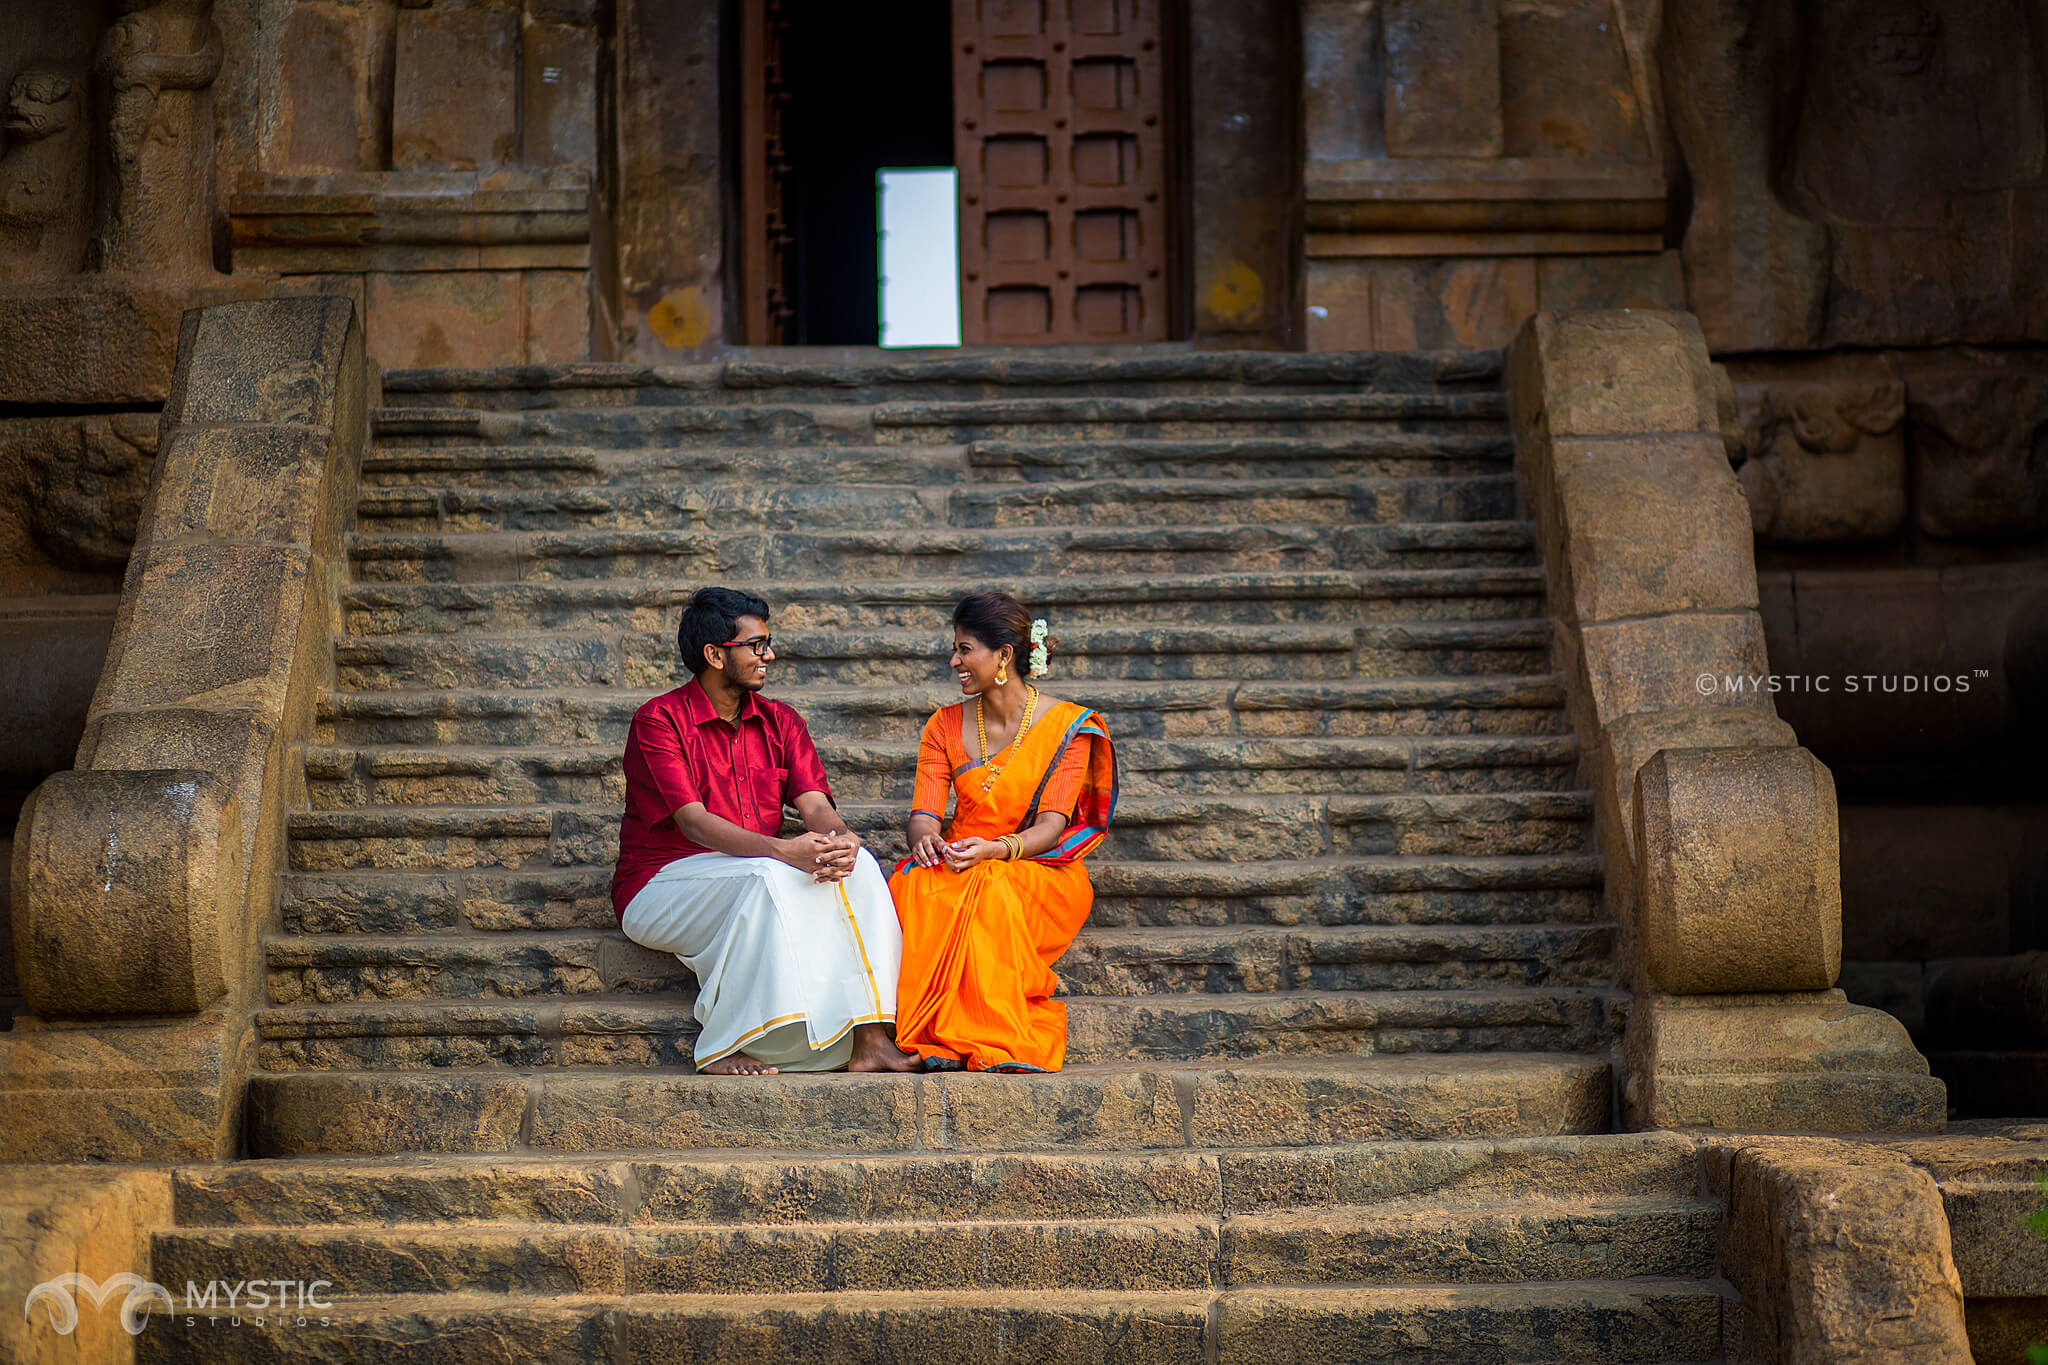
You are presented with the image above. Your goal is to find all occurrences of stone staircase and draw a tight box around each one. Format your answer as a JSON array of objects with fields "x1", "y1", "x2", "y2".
[{"x1": 143, "y1": 352, "x2": 1731, "y2": 1361}]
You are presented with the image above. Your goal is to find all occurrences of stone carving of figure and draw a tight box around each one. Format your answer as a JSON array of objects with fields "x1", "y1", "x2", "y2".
[
  {"x1": 1783, "y1": 0, "x2": 2046, "y2": 229},
  {"x1": 0, "y1": 70, "x2": 88, "y2": 281},
  {"x1": 92, "y1": 0, "x2": 224, "y2": 278}
]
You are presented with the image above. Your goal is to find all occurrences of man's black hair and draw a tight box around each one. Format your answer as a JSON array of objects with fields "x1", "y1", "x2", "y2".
[{"x1": 677, "y1": 586, "x2": 771, "y2": 675}]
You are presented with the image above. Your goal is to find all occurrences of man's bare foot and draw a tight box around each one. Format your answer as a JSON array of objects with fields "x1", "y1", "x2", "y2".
[
  {"x1": 846, "y1": 1023, "x2": 924, "y2": 1073},
  {"x1": 699, "y1": 1053, "x2": 778, "y2": 1076}
]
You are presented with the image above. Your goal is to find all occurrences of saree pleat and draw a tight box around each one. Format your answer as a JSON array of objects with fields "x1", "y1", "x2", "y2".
[{"x1": 888, "y1": 700, "x2": 1117, "y2": 1072}]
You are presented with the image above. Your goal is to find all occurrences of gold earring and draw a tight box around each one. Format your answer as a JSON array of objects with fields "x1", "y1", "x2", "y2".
[{"x1": 996, "y1": 660, "x2": 1008, "y2": 684}]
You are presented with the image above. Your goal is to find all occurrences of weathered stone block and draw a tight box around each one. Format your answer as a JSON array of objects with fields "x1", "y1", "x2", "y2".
[
  {"x1": 249, "y1": 1073, "x2": 528, "y2": 1156},
  {"x1": 0, "y1": 1016, "x2": 247, "y2": 1160},
  {"x1": 1569, "y1": 611, "x2": 1771, "y2": 734},
  {"x1": 1711, "y1": 1139, "x2": 1971, "y2": 1363},
  {"x1": 521, "y1": 19, "x2": 597, "y2": 168},
  {"x1": 1496, "y1": 0, "x2": 1651, "y2": 159},
  {"x1": 1512, "y1": 310, "x2": 1720, "y2": 446},
  {"x1": 275, "y1": 2, "x2": 374, "y2": 172},
  {"x1": 0, "y1": 277, "x2": 265, "y2": 407},
  {"x1": 1534, "y1": 253, "x2": 1685, "y2": 314},
  {"x1": 1308, "y1": 258, "x2": 1538, "y2": 353},
  {"x1": 392, "y1": 6, "x2": 519, "y2": 170},
  {"x1": 525, "y1": 270, "x2": 589, "y2": 363},
  {"x1": 144, "y1": 427, "x2": 334, "y2": 551},
  {"x1": 1381, "y1": 0, "x2": 1502, "y2": 158},
  {"x1": 1625, "y1": 995, "x2": 1945, "y2": 1133},
  {"x1": 160, "y1": 296, "x2": 363, "y2": 432},
  {"x1": 1545, "y1": 434, "x2": 1758, "y2": 624},
  {"x1": 13, "y1": 768, "x2": 237, "y2": 1017},
  {"x1": 613, "y1": 0, "x2": 725, "y2": 359},
  {"x1": 93, "y1": 543, "x2": 310, "y2": 714},
  {"x1": 368, "y1": 271, "x2": 525, "y2": 370},
  {"x1": 1600, "y1": 705, "x2": 1795, "y2": 866},
  {"x1": 1634, "y1": 745, "x2": 1840, "y2": 995},
  {"x1": 81, "y1": 706, "x2": 288, "y2": 973}
]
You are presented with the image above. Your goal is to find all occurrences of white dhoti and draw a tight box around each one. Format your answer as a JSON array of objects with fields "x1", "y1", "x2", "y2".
[{"x1": 620, "y1": 848, "x2": 901, "y2": 1071}]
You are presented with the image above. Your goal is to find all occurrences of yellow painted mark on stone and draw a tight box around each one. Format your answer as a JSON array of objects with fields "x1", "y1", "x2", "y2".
[
  {"x1": 1203, "y1": 260, "x2": 1265, "y2": 326},
  {"x1": 647, "y1": 287, "x2": 710, "y2": 350}
]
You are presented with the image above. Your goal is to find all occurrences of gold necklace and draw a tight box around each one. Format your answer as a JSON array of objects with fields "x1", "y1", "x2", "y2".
[{"x1": 975, "y1": 685, "x2": 1039, "y2": 793}]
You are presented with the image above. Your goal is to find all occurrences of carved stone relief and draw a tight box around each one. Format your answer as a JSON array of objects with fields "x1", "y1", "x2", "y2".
[
  {"x1": 0, "y1": 70, "x2": 88, "y2": 281},
  {"x1": 0, "y1": 414, "x2": 159, "y2": 593},
  {"x1": 94, "y1": 0, "x2": 225, "y2": 279},
  {"x1": 1736, "y1": 374, "x2": 1909, "y2": 543},
  {"x1": 1664, "y1": 0, "x2": 2048, "y2": 349},
  {"x1": 1905, "y1": 370, "x2": 2048, "y2": 539}
]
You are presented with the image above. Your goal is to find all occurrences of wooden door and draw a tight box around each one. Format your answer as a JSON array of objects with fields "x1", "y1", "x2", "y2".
[
  {"x1": 951, "y1": 0, "x2": 1170, "y2": 343},
  {"x1": 739, "y1": 0, "x2": 793, "y2": 345}
]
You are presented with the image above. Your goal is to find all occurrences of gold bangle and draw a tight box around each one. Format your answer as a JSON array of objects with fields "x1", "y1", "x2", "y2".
[{"x1": 1003, "y1": 835, "x2": 1022, "y2": 860}]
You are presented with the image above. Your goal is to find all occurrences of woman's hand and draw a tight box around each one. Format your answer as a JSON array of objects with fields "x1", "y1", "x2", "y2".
[
  {"x1": 909, "y1": 830, "x2": 949, "y2": 868},
  {"x1": 940, "y1": 836, "x2": 1005, "y2": 872}
]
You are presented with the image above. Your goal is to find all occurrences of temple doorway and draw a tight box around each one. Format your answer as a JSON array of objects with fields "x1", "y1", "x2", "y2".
[{"x1": 737, "y1": 0, "x2": 1176, "y2": 346}]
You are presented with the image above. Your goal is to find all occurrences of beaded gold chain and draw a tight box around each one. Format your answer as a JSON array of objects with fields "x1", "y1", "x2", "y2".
[{"x1": 974, "y1": 684, "x2": 1039, "y2": 794}]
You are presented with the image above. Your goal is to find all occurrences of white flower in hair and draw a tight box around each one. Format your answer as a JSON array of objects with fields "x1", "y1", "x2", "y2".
[{"x1": 1028, "y1": 617, "x2": 1050, "y2": 677}]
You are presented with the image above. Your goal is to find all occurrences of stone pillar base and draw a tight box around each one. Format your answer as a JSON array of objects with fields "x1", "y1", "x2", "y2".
[
  {"x1": 0, "y1": 1013, "x2": 249, "y2": 1161},
  {"x1": 1624, "y1": 990, "x2": 1947, "y2": 1132}
]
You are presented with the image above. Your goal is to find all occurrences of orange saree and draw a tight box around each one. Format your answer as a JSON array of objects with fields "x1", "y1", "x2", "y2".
[{"x1": 888, "y1": 700, "x2": 1118, "y2": 1073}]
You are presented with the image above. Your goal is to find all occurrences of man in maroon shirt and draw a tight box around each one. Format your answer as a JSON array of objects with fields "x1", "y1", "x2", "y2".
[{"x1": 614, "y1": 587, "x2": 922, "y2": 1075}]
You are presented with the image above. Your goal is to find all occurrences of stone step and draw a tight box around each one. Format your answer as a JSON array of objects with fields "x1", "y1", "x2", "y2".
[
  {"x1": 969, "y1": 434, "x2": 1515, "y2": 482},
  {"x1": 373, "y1": 349, "x2": 1501, "y2": 408},
  {"x1": 134, "y1": 1280, "x2": 1726, "y2": 1364},
  {"x1": 282, "y1": 789, "x2": 1592, "y2": 871},
  {"x1": 358, "y1": 436, "x2": 1517, "y2": 495},
  {"x1": 251, "y1": 985, "x2": 1621, "y2": 1070},
  {"x1": 315, "y1": 676, "x2": 1570, "y2": 747},
  {"x1": 278, "y1": 854, "x2": 1604, "y2": 936},
  {"x1": 1056, "y1": 923, "x2": 1615, "y2": 995},
  {"x1": 369, "y1": 392, "x2": 1508, "y2": 451},
  {"x1": 241, "y1": 1053, "x2": 1613, "y2": 1156},
  {"x1": 343, "y1": 522, "x2": 1534, "y2": 585},
  {"x1": 261, "y1": 918, "x2": 1612, "y2": 1006},
  {"x1": 1088, "y1": 854, "x2": 1605, "y2": 928},
  {"x1": 356, "y1": 477, "x2": 1522, "y2": 535},
  {"x1": 362, "y1": 442, "x2": 970, "y2": 489},
  {"x1": 300, "y1": 732, "x2": 1577, "y2": 810},
  {"x1": 868, "y1": 392, "x2": 1512, "y2": 444},
  {"x1": 150, "y1": 1196, "x2": 1716, "y2": 1299},
  {"x1": 952, "y1": 482, "x2": 1525, "y2": 535},
  {"x1": 330, "y1": 618, "x2": 1553, "y2": 693},
  {"x1": 341, "y1": 568, "x2": 1545, "y2": 636},
  {"x1": 166, "y1": 1132, "x2": 1703, "y2": 1227}
]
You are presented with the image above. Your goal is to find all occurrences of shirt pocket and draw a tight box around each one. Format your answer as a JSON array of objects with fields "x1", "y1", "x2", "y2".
[{"x1": 753, "y1": 766, "x2": 791, "y2": 830}]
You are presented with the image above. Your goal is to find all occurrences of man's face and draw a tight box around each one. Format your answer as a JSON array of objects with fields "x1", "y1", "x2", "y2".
[{"x1": 710, "y1": 614, "x2": 774, "y2": 692}]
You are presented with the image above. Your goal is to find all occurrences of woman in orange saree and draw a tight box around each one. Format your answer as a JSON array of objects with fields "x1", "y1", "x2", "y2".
[{"x1": 889, "y1": 593, "x2": 1117, "y2": 1073}]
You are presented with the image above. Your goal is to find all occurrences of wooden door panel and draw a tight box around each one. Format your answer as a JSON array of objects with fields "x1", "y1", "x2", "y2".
[{"x1": 954, "y1": 0, "x2": 1168, "y2": 343}]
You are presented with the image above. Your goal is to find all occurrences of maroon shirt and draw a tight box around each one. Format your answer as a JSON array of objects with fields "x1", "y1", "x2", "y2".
[{"x1": 611, "y1": 678, "x2": 833, "y2": 921}]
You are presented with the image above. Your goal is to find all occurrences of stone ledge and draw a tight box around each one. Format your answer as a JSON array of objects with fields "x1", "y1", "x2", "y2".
[{"x1": 1705, "y1": 1137, "x2": 1972, "y2": 1364}]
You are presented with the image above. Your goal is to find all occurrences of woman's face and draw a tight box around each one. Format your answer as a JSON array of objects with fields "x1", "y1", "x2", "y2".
[{"x1": 950, "y1": 629, "x2": 1010, "y2": 695}]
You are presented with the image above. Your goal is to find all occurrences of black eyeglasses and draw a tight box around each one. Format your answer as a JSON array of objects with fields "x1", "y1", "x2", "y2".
[{"x1": 717, "y1": 636, "x2": 774, "y2": 657}]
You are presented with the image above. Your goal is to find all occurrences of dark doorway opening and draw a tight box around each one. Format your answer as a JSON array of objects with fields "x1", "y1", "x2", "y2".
[{"x1": 775, "y1": 2, "x2": 955, "y2": 345}]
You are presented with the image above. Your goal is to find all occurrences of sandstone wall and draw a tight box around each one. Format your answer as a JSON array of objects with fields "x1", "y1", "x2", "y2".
[{"x1": 1300, "y1": 0, "x2": 1681, "y2": 352}]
